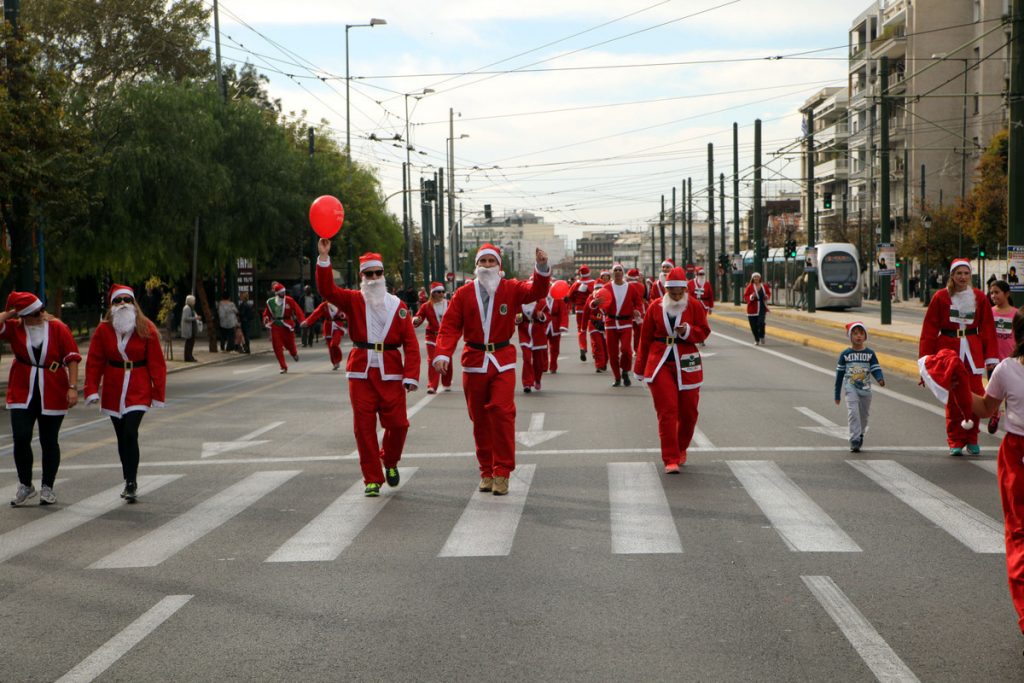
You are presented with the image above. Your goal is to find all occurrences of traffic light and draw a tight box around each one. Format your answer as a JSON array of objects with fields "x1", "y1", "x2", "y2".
[
  {"x1": 785, "y1": 239, "x2": 797, "y2": 258},
  {"x1": 823, "y1": 192, "x2": 833, "y2": 209},
  {"x1": 978, "y1": 245, "x2": 987, "y2": 258},
  {"x1": 423, "y1": 179, "x2": 437, "y2": 202},
  {"x1": 483, "y1": 204, "x2": 492, "y2": 221}
]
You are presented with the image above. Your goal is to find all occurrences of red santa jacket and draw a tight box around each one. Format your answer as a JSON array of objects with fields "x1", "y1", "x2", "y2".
[
  {"x1": 315, "y1": 263, "x2": 420, "y2": 385},
  {"x1": 919, "y1": 287, "x2": 999, "y2": 374},
  {"x1": 1, "y1": 318, "x2": 81, "y2": 415},
  {"x1": 434, "y1": 270, "x2": 551, "y2": 373},
  {"x1": 581, "y1": 285, "x2": 606, "y2": 334},
  {"x1": 649, "y1": 278, "x2": 669, "y2": 301},
  {"x1": 688, "y1": 278, "x2": 714, "y2": 311},
  {"x1": 84, "y1": 321, "x2": 167, "y2": 417},
  {"x1": 517, "y1": 298, "x2": 550, "y2": 350},
  {"x1": 304, "y1": 301, "x2": 347, "y2": 339},
  {"x1": 594, "y1": 280, "x2": 644, "y2": 330},
  {"x1": 634, "y1": 295, "x2": 710, "y2": 390},
  {"x1": 567, "y1": 277, "x2": 596, "y2": 314},
  {"x1": 262, "y1": 295, "x2": 305, "y2": 331},
  {"x1": 544, "y1": 296, "x2": 569, "y2": 337},
  {"x1": 743, "y1": 282, "x2": 771, "y2": 316},
  {"x1": 414, "y1": 299, "x2": 449, "y2": 345}
]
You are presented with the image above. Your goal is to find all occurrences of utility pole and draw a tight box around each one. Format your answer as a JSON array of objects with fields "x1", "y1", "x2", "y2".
[
  {"x1": 806, "y1": 108, "x2": 816, "y2": 313},
  {"x1": 719, "y1": 172, "x2": 725, "y2": 302},
  {"x1": 421, "y1": 176, "x2": 431, "y2": 288},
  {"x1": 903, "y1": 144, "x2": 909, "y2": 301},
  {"x1": 1009, "y1": 0, "x2": 1024, "y2": 249},
  {"x1": 436, "y1": 166, "x2": 445, "y2": 284},
  {"x1": 213, "y1": 0, "x2": 226, "y2": 100},
  {"x1": 659, "y1": 195, "x2": 666, "y2": 265},
  {"x1": 707, "y1": 143, "x2": 716, "y2": 296},
  {"x1": 733, "y1": 122, "x2": 741, "y2": 305},
  {"x1": 448, "y1": 108, "x2": 456, "y2": 277},
  {"x1": 754, "y1": 119, "x2": 763, "y2": 275},
  {"x1": 880, "y1": 56, "x2": 892, "y2": 325},
  {"x1": 687, "y1": 177, "x2": 693, "y2": 267},
  {"x1": 922, "y1": 163, "x2": 930, "y2": 304},
  {"x1": 678, "y1": 180, "x2": 685, "y2": 265},
  {"x1": 402, "y1": 162, "x2": 411, "y2": 287},
  {"x1": 671, "y1": 186, "x2": 677, "y2": 267}
]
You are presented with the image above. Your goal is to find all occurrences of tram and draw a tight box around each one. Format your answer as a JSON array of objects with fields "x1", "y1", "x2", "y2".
[{"x1": 739, "y1": 242, "x2": 861, "y2": 309}]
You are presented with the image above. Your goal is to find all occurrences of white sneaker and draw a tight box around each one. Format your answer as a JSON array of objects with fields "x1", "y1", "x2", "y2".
[
  {"x1": 39, "y1": 485, "x2": 56, "y2": 505},
  {"x1": 11, "y1": 484, "x2": 36, "y2": 506}
]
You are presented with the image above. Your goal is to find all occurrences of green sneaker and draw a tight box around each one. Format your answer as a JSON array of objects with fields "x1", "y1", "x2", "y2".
[
  {"x1": 949, "y1": 447, "x2": 964, "y2": 457},
  {"x1": 385, "y1": 467, "x2": 400, "y2": 487},
  {"x1": 965, "y1": 444, "x2": 981, "y2": 456},
  {"x1": 364, "y1": 483, "x2": 381, "y2": 497}
]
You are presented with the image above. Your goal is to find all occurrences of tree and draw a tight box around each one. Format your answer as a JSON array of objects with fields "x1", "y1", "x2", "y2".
[{"x1": 959, "y1": 129, "x2": 1007, "y2": 254}]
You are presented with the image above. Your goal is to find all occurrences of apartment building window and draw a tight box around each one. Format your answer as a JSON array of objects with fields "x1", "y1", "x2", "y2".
[
  {"x1": 973, "y1": 0, "x2": 981, "y2": 22},
  {"x1": 974, "y1": 94, "x2": 981, "y2": 115},
  {"x1": 973, "y1": 136, "x2": 981, "y2": 157}
]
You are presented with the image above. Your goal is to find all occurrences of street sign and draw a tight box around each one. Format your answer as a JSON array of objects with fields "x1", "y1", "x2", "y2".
[
  {"x1": 875, "y1": 243, "x2": 895, "y2": 276},
  {"x1": 1008, "y1": 246, "x2": 1024, "y2": 293},
  {"x1": 730, "y1": 253, "x2": 744, "y2": 275},
  {"x1": 446, "y1": 272, "x2": 455, "y2": 282},
  {"x1": 236, "y1": 257, "x2": 255, "y2": 295},
  {"x1": 803, "y1": 247, "x2": 818, "y2": 273}
]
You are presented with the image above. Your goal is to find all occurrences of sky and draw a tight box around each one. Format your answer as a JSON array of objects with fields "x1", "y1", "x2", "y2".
[{"x1": 211, "y1": 0, "x2": 855, "y2": 245}]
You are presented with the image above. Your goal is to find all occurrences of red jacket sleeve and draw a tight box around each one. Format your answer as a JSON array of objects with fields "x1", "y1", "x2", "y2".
[
  {"x1": 145, "y1": 322, "x2": 167, "y2": 404},
  {"x1": 83, "y1": 326, "x2": 107, "y2": 400},
  {"x1": 634, "y1": 305, "x2": 656, "y2": 376},
  {"x1": 304, "y1": 301, "x2": 331, "y2": 327},
  {"x1": 399, "y1": 304, "x2": 421, "y2": 384},
  {"x1": 919, "y1": 291, "x2": 945, "y2": 357},
  {"x1": 286, "y1": 296, "x2": 305, "y2": 324},
  {"x1": 434, "y1": 286, "x2": 467, "y2": 362},
  {"x1": 316, "y1": 262, "x2": 361, "y2": 318}
]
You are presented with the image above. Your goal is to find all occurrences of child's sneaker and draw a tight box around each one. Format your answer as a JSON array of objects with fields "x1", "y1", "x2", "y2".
[{"x1": 850, "y1": 437, "x2": 862, "y2": 453}]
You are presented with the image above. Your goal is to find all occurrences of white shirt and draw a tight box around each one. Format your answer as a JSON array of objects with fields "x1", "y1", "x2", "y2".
[
  {"x1": 986, "y1": 357, "x2": 1024, "y2": 436},
  {"x1": 365, "y1": 297, "x2": 389, "y2": 370}
]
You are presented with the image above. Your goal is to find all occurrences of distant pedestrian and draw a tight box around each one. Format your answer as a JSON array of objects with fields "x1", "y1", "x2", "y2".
[
  {"x1": 217, "y1": 293, "x2": 239, "y2": 352},
  {"x1": 1, "y1": 292, "x2": 81, "y2": 506},
  {"x1": 180, "y1": 295, "x2": 201, "y2": 362},
  {"x1": 988, "y1": 280, "x2": 1016, "y2": 434},
  {"x1": 412, "y1": 282, "x2": 452, "y2": 393},
  {"x1": 237, "y1": 292, "x2": 254, "y2": 354},
  {"x1": 567, "y1": 265, "x2": 596, "y2": 361},
  {"x1": 84, "y1": 285, "x2": 167, "y2": 502},
  {"x1": 262, "y1": 282, "x2": 305, "y2": 374},
  {"x1": 834, "y1": 322, "x2": 885, "y2": 453},
  {"x1": 301, "y1": 285, "x2": 318, "y2": 347},
  {"x1": 743, "y1": 272, "x2": 771, "y2": 345}
]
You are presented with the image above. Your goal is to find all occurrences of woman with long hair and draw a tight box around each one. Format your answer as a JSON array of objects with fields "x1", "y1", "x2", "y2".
[
  {"x1": 84, "y1": 284, "x2": 167, "y2": 502},
  {"x1": 919, "y1": 259, "x2": 998, "y2": 455},
  {"x1": 1, "y1": 292, "x2": 81, "y2": 506},
  {"x1": 989, "y1": 280, "x2": 1016, "y2": 433},
  {"x1": 743, "y1": 272, "x2": 771, "y2": 345}
]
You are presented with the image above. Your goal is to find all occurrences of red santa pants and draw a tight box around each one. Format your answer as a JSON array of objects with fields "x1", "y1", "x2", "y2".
[
  {"x1": 270, "y1": 326, "x2": 299, "y2": 370},
  {"x1": 347, "y1": 370, "x2": 409, "y2": 485},
  {"x1": 998, "y1": 433, "x2": 1024, "y2": 633},
  {"x1": 590, "y1": 328, "x2": 608, "y2": 370},
  {"x1": 425, "y1": 342, "x2": 453, "y2": 390},
  {"x1": 462, "y1": 367, "x2": 517, "y2": 478},
  {"x1": 547, "y1": 334, "x2": 561, "y2": 372},
  {"x1": 576, "y1": 311, "x2": 587, "y2": 352},
  {"x1": 945, "y1": 369, "x2": 984, "y2": 447},
  {"x1": 647, "y1": 370, "x2": 700, "y2": 466},
  {"x1": 632, "y1": 321, "x2": 641, "y2": 353},
  {"x1": 605, "y1": 326, "x2": 633, "y2": 381},
  {"x1": 326, "y1": 330, "x2": 344, "y2": 367}
]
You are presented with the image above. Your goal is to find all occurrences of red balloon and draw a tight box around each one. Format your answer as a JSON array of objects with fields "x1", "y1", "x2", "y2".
[
  {"x1": 309, "y1": 195, "x2": 345, "y2": 238},
  {"x1": 549, "y1": 279, "x2": 570, "y2": 299}
]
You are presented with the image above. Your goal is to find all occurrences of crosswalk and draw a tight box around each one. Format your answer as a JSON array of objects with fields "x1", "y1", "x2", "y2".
[{"x1": 0, "y1": 458, "x2": 1006, "y2": 569}]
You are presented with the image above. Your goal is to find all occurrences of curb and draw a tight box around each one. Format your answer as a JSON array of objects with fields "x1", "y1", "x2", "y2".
[
  {"x1": 711, "y1": 313, "x2": 922, "y2": 381},
  {"x1": 164, "y1": 348, "x2": 275, "y2": 375},
  {"x1": 715, "y1": 304, "x2": 919, "y2": 344}
]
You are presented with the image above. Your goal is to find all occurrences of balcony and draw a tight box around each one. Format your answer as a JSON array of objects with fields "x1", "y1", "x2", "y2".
[
  {"x1": 881, "y1": 1, "x2": 907, "y2": 30},
  {"x1": 815, "y1": 122, "x2": 849, "y2": 148},
  {"x1": 816, "y1": 158, "x2": 849, "y2": 182}
]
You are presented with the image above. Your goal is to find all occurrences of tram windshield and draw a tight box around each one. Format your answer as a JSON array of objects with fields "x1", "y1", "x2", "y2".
[{"x1": 820, "y1": 252, "x2": 858, "y2": 294}]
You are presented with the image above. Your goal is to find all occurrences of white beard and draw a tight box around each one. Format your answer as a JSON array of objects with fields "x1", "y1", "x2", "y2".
[
  {"x1": 659, "y1": 272, "x2": 669, "y2": 284},
  {"x1": 112, "y1": 305, "x2": 136, "y2": 335},
  {"x1": 475, "y1": 266, "x2": 501, "y2": 296},
  {"x1": 696, "y1": 277, "x2": 706, "y2": 287},
  {"x1": 360, "y1": 278, "x2": 388, "y2": 309},
  {"x1": 663, "y1": 296, "x2": 686, "y2": 318}
]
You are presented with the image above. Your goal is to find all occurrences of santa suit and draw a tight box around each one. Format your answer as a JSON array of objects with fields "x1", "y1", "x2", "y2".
[
  {"x1": 567, "y1": 277, "x2": 595, "y2": 353},
  {"x1": 262, "y1": 294, "x2": 305, "y2": 370},
  {"x1": 634, "y1": 295, "x2": 710, "y2": 466},
  {"x1": 316, "y1": 261, "x2": 421, "y2": 485},
  {"x1": 581, "y1": 287, "x2": 608, "y2": 371},
  {"x1": 743, "y1": 282, "x2": 771, "y2": 342},
  {"x1": 415, "y1": 298, "x2": 453, "y2": 391},
  {"x1": 83, "y1": 320, "x2": 167, "y2": 418},
  {"x1": 544, "y1": 295, "x2": 569, "y2": 373},
  {"x1": 920, "y1": 287, "x2": 999, "y2": 447},
  {"x1": 434, "y1": 269, "x2": 550, "y2": 479},
  {"x1": 650, "y1": 278, "x2": 669, "y2": 301},
  {"x1": 595, "y1": 279, "x2": 644, "y2": 382},
  {"x1": 2, "y1": 318, "x2": 81, "y2": 415},
  {"x1": 518, "y1": 298, "x2": 550, "y2": 390},
  {"x1": 304, "y1": 301, "x2": 347, "y2": 368},
  {"x1": 688, "y1": 277, "x2": 715, "y2": 313}
]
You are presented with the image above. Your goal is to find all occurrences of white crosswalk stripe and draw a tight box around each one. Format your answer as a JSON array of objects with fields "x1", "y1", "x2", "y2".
[
  {"x1": 266, "y1": 468, "x2": 418, "y2": 562},
  {"x1": 0, "y1": 475, "x2": 183, "y2": 564},
  {"x1": 608, "y1": 462, "x2": 682, "y2": 554},
  {"x1": 848, "y1": 459, "x2": 1004, "y2": 553},
  {"x1": 728, "y1": 460, "x2": 862, "y2": 552},
  {"x1": 90, "y1": 470, "x2": 301, "y2": 569},
  {"x1": 439, "y1": 465, "x2": 536, "y2": 557}
]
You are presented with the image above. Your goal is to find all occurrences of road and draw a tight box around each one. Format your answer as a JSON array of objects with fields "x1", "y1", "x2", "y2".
[{"x1": 0, "y1": 325, "x2": 1018, "y2": 682}]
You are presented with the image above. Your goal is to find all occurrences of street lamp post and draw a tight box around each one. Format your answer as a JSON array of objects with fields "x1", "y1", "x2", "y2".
[
  {"x1": 402, "y1": 88, "x2": 434, "y2": 289},
  {"x1": 923, "y1": 215, "x2": 932, "y2": 304},
  {"x1": 345, "y1": 18, "x2": 386, "y2": 154},
  {"x1": 447, "y1": 131, "x2": 469, "y2": 277}
]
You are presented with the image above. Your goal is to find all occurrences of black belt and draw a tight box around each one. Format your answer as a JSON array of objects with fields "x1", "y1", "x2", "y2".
[
  {"x1": 939, "y1": 328, "x2": 978, "y2": 338},
  {"x1": 467, "y1": 340, "x2": 511, "y2": 353},
  {"x1": 608, "y1": 314, "x2": 632, "y2": 320},
  {"x1": 15, "y1": 356, "x2": 62, "y2": 372},
  {"x1": 108, "y1": 359, "x2": 147, "y2": 370},
  {"x1": 656, "y1": 337, "x2": 684, "y2": 345},
  {"x1": 353, "y1": 341, "x2": 401, "y2": 351}
]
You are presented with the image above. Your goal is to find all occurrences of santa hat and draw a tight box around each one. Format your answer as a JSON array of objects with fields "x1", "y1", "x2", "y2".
[
  {"x1": 627, "y1": 268, "x2": 640, "y2": 278},
  {"x1": 272, "y1": 281, "x2": 286, "y2": 294},
  {"x1": 661, "y1": 258, "x2": 675, "y2": 268},
  {"x1": 476, "y1": 243, "x2": 501, "y2": 264},
  {"x1": 359, "y1": 252, "x2": 383, "y2": 272},
  {"x1": 599, "y1": 270, "x2": 611, "y2": 279},
  {"x1": 665, "y1": 267, "x2": 687, "y2": 288},
  {"x1": 696, "y1": 267, "x2": 706, "y2": 276},
  {"x1": 612, "y1": 262, "x2": 625, "y2": 271},
  {"x1": 107, "y1": 283, "x2": 135, "y2": 304},
  {"x1": 578, "y1": 265, "x2": 591, "y2": 276},
  {"x1": 918, "y1": 349, "x2": 976, "y2": 430},
  {"x1": 845, "y1": 321, "x2": 867, "y2": 340},
  {"x1": 949, "y1": 258, "x2": 972, "y2": 274},
  {"x1": 430, "y1": 281, "x2": 444, "y2": 294},
  {"x1": 6, "y1": 291, "x2": 42, "y2": 317},
  {"x1": 752, "y1": 272, "x2": 762, "y2": 280}
]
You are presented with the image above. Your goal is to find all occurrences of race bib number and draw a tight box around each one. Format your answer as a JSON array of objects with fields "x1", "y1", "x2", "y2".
[{"x1": 948, "y1": 308, "x2": 975, "y2": 326}]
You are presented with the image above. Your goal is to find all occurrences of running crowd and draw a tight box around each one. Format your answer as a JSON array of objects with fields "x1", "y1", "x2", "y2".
[{"x1": 7, "y1": 249, "x2": 1024, "y2": 647}]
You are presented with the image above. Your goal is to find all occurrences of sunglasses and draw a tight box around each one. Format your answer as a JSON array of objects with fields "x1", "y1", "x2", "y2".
[
  {"x1": 21, "y1": 310, "x2": 43, "y2": 318},
  {"x1": 362, "y1": 270, "x2": 385, "y2": 278},
  {"x1": 111, "y1": 297, "x2": 134, "y2": 305}
]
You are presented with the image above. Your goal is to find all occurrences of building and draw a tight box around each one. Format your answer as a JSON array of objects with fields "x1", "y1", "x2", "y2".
[
  {"x1": 462, "y1": 210, "x2": 569, "y2": 279},
  {"x1": 575, "y1": 231, "x2": 620, "y2": 273},
  {"x1": 800, "y1": 87, "x2": 849, "y2": 241}
]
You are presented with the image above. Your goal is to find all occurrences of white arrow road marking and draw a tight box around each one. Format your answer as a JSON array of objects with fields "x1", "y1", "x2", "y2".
[
  {"x1": 201, "y1": 421, "x2": 284, "y2": 458},
  {"x1": 233, "y1": 364, "x2": 273, "y2": 374},
  {"x1": 515, "y1": 412, "x2": 567, "y2": 447},
  {"x1": 795, "y1": 406, "x2": 850, "y2": 440}
]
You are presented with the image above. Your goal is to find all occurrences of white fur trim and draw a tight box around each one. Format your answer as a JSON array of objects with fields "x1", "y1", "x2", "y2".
[
  {"x1": 917, "y1": 356, "x2": 949, "y2": 404},
  {"x1": 359, "y1": 259, "x2": 383, "y2": 272},
  {"x1": 430, "y1": 285, "x2": 445, "y2": 294},
  {"x1": 110, "y1": 288, "x2": 134, "y2": 302},
  {"x1": 665, "y1": 279, "x2": 686, "y2": 288},
  {"x1": 476, "y1": 247, "x2": 500, "y2": 263},
  {"x1": 949, "y1": 259, "x2": 972, "y2": 274},
  {"x1": 18, "y1": 299, "x2": 42, "y2": 316}
]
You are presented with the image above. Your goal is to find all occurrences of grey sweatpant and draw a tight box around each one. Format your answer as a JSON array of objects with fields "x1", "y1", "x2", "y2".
[{"x1": 845, "y1": 390, "x2": 872, "y2": 442}]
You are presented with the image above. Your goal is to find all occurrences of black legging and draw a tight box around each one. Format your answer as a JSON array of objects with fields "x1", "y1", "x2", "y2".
[
  {"x1": 11, "y1": 384, "x2": 65, "y2": 487},
  {"x1": 110, "y1": 411, "x2": 145, "y2": 483},
  {"x1": 748, "y1": 312, "x2": 766, "y2": 342}
]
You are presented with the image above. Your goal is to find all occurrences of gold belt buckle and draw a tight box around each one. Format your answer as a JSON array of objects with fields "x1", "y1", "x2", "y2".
[
  {"x1": 373, "y1": 342, "x2": 385, "y2": 352},
  {"x1": 957, "y1": 329, "x2": 966, "y2": 338},
  {"x1": 485, "y1": 343, "x2": 496, "y2": 353},
  {"x1": 124, "y1": 360, "x2": 134, "y2": 370},
  {"x1": 48, "y1": 361, "x2": 60, "y2": 372}
]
